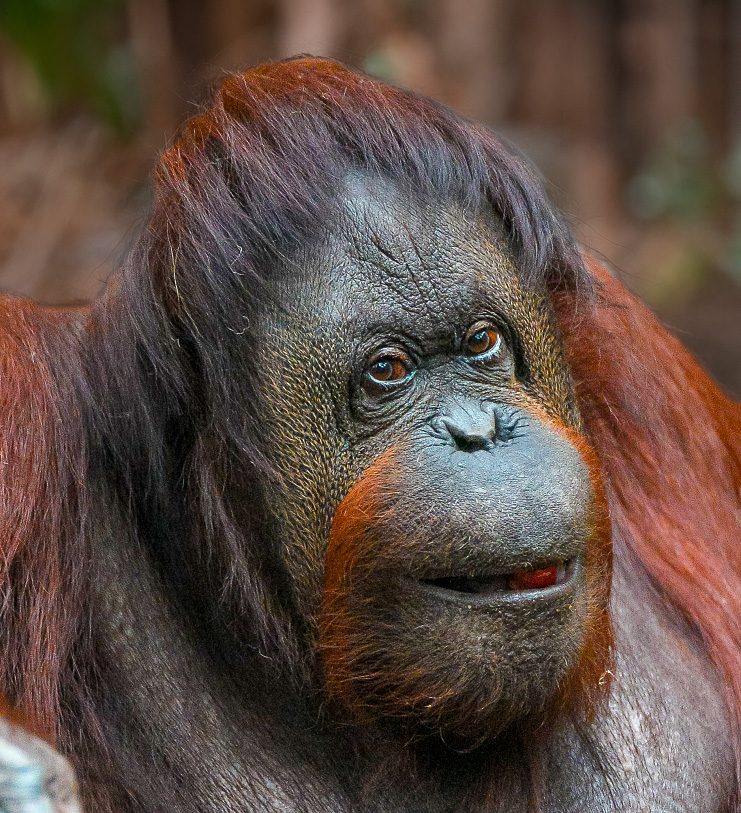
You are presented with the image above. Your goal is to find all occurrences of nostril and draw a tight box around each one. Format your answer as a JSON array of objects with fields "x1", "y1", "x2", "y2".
[
  {"x1": 448, "y1": 425, "x2": 494, "y2": 452},
  {"x1": 429, "y1": 417, "x2": 451, "y2": 440},
  {"x1": 436, "y1": 414, "x2": 496, "y2": 452}
]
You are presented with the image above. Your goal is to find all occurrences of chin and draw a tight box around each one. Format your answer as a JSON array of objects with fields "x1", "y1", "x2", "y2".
[{"x1": 322, "y1": 559, "x2": 592, "y2": 742}]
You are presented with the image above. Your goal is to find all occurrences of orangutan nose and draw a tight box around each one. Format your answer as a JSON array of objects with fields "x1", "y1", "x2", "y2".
[{"x1": 431, "y1": 404, "x2": 498, "y2": 452}]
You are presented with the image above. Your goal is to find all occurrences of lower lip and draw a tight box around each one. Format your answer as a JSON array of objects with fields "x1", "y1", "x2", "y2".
[{"x1": 416, "y1": 560, "x2": 578, "y2": 606}]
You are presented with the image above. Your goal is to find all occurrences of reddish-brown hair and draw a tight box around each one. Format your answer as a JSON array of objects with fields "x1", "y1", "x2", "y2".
[
  {"x1": 0, "y1": 300, "x2": 88, "y2": 744},
  {"x1": 555, "y1": 257, "x2": 741, "y2": 785}
]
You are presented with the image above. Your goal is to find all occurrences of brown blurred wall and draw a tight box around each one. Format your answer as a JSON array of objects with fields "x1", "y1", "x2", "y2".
[{"x1": 1, "y1": 0, "x2": 739, "y2": 394}]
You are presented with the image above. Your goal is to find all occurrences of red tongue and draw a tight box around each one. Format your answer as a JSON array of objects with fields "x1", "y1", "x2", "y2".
[{"x1": 509, "y1": 566, "x2": 558, "y2": 591}]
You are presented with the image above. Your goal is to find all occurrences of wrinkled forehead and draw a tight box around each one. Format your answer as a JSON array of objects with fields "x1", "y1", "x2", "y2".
[
  {"x1": 262, "y1": 173, "x2": 576, "y2": 421},
  {"x1": 276, "y1": 173, "x2": 528, "y2": 327}
]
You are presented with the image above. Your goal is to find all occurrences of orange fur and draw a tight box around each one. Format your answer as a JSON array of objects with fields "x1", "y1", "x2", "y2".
[
  {"x1": 0, "y1": 299, "x2": 87, "y2": 745},
  {"x1": 555, "y1": 256, "x2": 741, "y2": 785}
]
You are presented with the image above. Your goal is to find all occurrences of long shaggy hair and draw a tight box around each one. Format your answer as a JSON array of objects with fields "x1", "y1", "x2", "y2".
[
  {"x1": 0, "y1": 56, "x2": 739, "y2": 807},
  {"x1": 555, "y1": 260, "x2": 741, "y2": 787}
]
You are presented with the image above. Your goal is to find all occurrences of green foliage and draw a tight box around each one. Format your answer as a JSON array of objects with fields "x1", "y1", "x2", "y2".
[
  {"x1": 362, "y1": 49, "x2": 398, "y2": 84},
  {"x1": 624, "y1": 122, "x2": 717, "y2": 221},
  {"x1": 0, "y1": 0, "x2": 140, "y2": 134},
  {"x1": 625, "y1": 121, "x2": 741, "y2": 285}
]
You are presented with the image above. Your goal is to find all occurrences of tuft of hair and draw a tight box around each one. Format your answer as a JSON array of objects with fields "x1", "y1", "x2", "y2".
[
  {"x1": 555, "y1": 257, "x2": 741, "y2": 800},
  {"x1": 0, "y1": 300, "x2": 89, "y2": 744},
  {"x1": 145, "y1": 55, "x2": 589, "y2": 327}
]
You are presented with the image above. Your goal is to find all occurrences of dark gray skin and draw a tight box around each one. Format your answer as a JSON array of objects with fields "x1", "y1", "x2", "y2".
[{"x1": 84, "y1": 177, "x2": 734, "y2": 812}]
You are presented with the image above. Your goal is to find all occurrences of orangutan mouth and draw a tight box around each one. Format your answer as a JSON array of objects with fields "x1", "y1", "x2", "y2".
[{"x1": 420, "y1": 562, "x2": 571, "y2": 596}]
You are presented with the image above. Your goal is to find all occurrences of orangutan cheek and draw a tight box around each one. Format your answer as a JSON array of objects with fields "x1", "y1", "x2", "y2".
[{"x1": 319, "y1": 418, "x2": 611, "y2": 741}]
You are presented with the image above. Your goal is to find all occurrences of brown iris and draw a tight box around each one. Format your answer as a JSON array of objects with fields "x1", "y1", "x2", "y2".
[
  {"x1": 368, "y1": 356, "x2": 409, "y2": 383},
  {"x1": 364, "y1": 352, "x2": 413, "y2": 394},
  {"x1": 464, "y1": 322, "x2": 501, "y2": 358}
]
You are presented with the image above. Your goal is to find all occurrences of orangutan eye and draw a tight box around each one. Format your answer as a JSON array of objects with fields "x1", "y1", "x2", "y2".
[
  {"x1": 364, "y1": 352, "x2": 414, "y2": 394},
  {"x1": 463, "y1": 322, "x2": 502, "y2": 360}
]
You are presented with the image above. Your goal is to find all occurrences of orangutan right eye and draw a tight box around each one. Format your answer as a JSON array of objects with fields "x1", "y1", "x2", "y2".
[{"x1": 363, "y1": 352, "x2": 414, "y2": 395}]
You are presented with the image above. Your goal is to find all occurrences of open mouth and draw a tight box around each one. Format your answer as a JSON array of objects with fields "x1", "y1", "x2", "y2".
[{"x1": 419, "y1": 561, "x2": 571, "y2": 597}]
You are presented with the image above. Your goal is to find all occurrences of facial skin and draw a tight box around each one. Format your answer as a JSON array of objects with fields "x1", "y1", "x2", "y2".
[{"x1": 252, "y1": 174, "x2": 610, "y2": 742}]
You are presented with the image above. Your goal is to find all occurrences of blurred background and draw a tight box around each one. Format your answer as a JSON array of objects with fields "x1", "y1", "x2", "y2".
[{"x1": 0, "y1": 0, "x2": 739, "y2": 395}]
